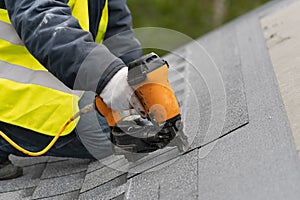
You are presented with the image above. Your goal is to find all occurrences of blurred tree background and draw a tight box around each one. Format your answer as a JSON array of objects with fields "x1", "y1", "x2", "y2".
[{"x1": 127, "y1": 0, "x2": 270, "y2": 54}]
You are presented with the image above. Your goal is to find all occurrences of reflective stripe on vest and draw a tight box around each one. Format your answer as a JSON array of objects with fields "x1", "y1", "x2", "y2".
[{"x1": 0, "y1": 0, "x2": 109, "y2": 136}]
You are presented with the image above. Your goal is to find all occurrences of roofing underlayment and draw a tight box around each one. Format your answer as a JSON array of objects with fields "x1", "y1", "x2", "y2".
[{"x1": 1, "y1": 0, "x2": 300, "y2": 199}]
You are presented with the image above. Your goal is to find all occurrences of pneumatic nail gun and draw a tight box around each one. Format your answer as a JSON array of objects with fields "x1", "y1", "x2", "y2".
[{"x1": 95, "y1": 53, "x2": 188, "y2": 157}]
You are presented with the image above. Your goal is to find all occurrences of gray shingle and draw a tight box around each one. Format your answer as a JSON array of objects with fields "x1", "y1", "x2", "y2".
[
  {"x1": 186, "y1": 23, "x2": 248, "y2": 148},
  {"x1": 79, "y1": 175, "x2": 127, "y2": 200},
  {"x1": 80, "y1": 158, "x2": 128, "y2": 194},
  {"x1": 39, "y1": 190, "x2": 80, "y2": 200},
  {"x1": 47, "y1": 157, "x2": 69, "y2": 163},
  {"x1": 158, "y1": 27, "x2": 249, "y2": 153},
  {"x1": 100, "y1": 184, "x2": 127, "y2": 200},
  {"x1": 41, "y1": 158, "x2": 90, "y2": 179},
  {"x1": 197, "y1": 1, "x2": 300, "y2": 199},
  {"x1": 9, "y1": 155, "x2": 49, "y2": 167},
  {"x1": 126, "y1": 150, "x2": 198, "y2": 200},
  {"x1": 86, "y1": 155, "x2": 124, "y2": 174},
  {"x1": 128, "y1": 147, "x2": 180, "y2": 178},
  {"x1": 168, "y1": 49, "x2": 188, "y2": 109},
  {"x1": 112, "y1": 193, "x2": 125, "y2": 200},
  {"x1": 0, "y1": 188, "x2": 34, "y2": 200},
  {"x1": 0, "y1": 163, "x2": 46, "y2": 193},
  {"x1": 31, "y1": 172, "x2": 85, "y2": 199}
]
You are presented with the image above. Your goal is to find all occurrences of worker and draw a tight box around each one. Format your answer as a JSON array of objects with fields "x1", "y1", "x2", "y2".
[{"x1": 0, "y1": 0, "x2": 142, "y2": 180}]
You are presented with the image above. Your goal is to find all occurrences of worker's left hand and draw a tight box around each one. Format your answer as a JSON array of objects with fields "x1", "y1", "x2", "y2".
[{"x1": 100, "y1": 67, "x2": 145, "y2": 115}]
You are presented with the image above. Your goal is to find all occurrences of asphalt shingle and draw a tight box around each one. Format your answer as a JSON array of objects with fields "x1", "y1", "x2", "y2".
[
  {"x1": 9, "y1": 155, "x2": 49, "y2": 168},
  {"x1": 0, "y1": 188, "x2": 35, "y2": 200},
  {"x1": 168, "y1": 49, "x2": 188, "y2": 109},
  {"x1": 188, "y1": 25, "x2": 248, "y2": 147},
  {"x1": 40, "y1": 191, "x2": 80, "y2": 200},
  {"x1": 79, "y1": 176, "x2": 127, "y2": 200},
  {"x1": 80, "y1": 158, "x2": 128, "y2": 195},
  {"x1": 0, "y1": 163, "x2": 45, "y2": 193},
  {"x1": 126, "y1": 150, "x2": 199, "y2": 200},
  {"x1": 127, "y1": 147, "x2": 180, "y2": 178},
  {"x1": 40, "y1": 158, "x2": 90, "y2": 179},
  {"x1": 197, "y1": 1, "x2": 300, "y2": 200},
  {"x1": 31, "y1": 172, "x2": 85, "y2": 199},
  {"x1": 85, "y1": 155, "x2": 124, "y2": 174}
]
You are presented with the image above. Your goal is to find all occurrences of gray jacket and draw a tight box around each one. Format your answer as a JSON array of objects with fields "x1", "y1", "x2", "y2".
[{"x1": 1, "y1": 0, "x2": 141, "y2": 93}]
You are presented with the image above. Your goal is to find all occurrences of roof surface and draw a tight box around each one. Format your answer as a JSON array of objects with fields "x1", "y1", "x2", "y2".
[{"x1": 1, "y1": 0, "x2": 300, "y2": 199}]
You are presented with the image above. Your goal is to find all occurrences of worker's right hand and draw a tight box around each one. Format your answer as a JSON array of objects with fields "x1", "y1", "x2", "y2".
[{"x1": 100, "y1": 67, "x2": 145, "y2": 115}]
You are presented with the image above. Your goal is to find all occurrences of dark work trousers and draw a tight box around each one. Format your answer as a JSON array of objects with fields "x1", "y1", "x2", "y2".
[{"x1": 0, "y1": 92, "x2": 114, "y2": 160}]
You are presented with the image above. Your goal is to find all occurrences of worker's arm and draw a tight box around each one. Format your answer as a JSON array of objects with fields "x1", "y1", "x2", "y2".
[
  {"x1": 4, "y1": 0, "x2": 125, "y2": 93},
  {"x1": 103, "y1": 0, "x2": 142, "y2": 65}
]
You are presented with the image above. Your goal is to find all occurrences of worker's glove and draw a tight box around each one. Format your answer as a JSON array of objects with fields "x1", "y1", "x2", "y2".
[{"x1": 100, "y1": 67, "x2": 145, "y2": 115}]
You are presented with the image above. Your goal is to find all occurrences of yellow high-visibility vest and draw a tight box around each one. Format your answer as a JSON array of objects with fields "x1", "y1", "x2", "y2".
[{"x1": 0, "y1": 0, "x2": 108, "y2": 136}]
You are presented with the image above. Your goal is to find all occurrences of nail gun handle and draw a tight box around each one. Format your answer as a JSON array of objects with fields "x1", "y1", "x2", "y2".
[{"x1": 95, "y1": 96, "x2": 121, "y2": 127}]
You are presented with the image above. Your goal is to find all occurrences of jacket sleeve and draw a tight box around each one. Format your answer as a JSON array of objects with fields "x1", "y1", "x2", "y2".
[
  {"x1": 4, "y1": 0, "x2": 125, "y2": 93},
  {"x1": 103, "y1": 0, "x2": 142, "y2": 65}
]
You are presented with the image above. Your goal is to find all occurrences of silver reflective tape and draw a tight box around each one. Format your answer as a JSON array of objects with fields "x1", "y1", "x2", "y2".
[
  {"x1": 0, "y1": 21, "x2": 24, "y2": 46},
  {"x1": 0, "y1": 60, "x2": 83, "y2": 97}
]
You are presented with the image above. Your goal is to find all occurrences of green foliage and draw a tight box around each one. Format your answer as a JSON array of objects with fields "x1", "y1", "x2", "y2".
[
  {"x1": 128, "y1": 0, "x2": 215, "y2": 39},
  {"x1": 224, "y1": 0, "x2": 270, "y2": 22},
  {"x1": 127, "y1": 0, "x2": 270, "y2": 55},
  {"x1": 128, "y1": 0, "x2": 270, "y2": 38}
]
